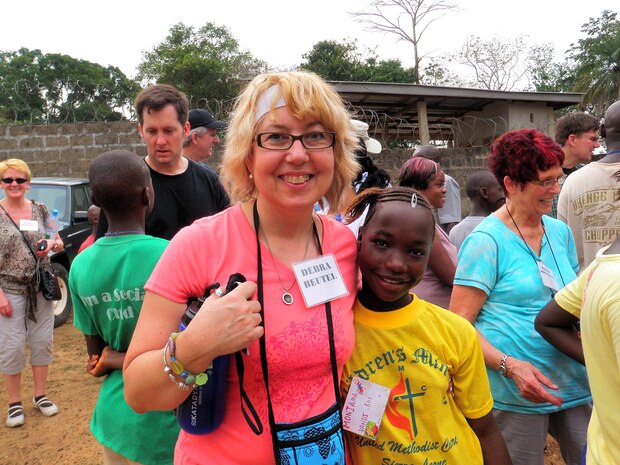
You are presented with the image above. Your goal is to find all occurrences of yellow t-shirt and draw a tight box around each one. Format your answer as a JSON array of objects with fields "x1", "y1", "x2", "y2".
[
  {"x1": 554, "y1": 246, "x2": 620, "y2": 465},
  {"x1": 342, "y1": 295, "x2": 493, "y2": 465}
]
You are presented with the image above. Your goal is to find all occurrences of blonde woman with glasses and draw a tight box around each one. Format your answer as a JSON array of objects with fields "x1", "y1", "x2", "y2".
[{"x1": 124, "y1": 72, "x2": 360, "y2": 465}]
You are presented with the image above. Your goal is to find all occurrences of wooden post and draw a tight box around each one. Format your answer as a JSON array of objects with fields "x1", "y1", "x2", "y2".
[{"x1": 417, "y1": 100, "x2": 430, "y2": 144}]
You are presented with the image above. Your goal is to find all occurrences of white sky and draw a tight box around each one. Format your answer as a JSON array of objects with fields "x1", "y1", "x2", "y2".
[{"x1": 2, "y1": 0, "x2": 618, "y2": 78}]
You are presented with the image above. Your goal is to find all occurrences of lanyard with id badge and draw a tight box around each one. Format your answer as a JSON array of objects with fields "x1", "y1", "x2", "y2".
[
  {"x1": 506, "y1": 207, "x2": 566, "y2": 295},
  {"x1": 252, "y1": 202, "x2": 349, "y2": 465}
]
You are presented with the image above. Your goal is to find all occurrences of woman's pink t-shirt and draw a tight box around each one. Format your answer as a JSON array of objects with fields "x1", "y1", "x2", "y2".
[{"x1": 146, "y1": 204, "x2": 358, "y2": 465}]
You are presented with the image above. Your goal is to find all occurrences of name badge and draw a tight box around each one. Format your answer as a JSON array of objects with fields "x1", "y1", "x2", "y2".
[
  {"x1": 537, "y1": 261, "x2": 558, "y2": 292},
  {"x1": 292, "y1": 254, "x2": 348, "y2": 308},
  {"x1": 19, "y1": 219, "x2": 39, "y2": 232},
  {"x1": 342, "y1": 377, "x2": 390, "y2": 440}
]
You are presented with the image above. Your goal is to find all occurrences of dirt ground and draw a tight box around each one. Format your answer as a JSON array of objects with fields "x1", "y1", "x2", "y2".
[{"x1": 0, "y1": 317, "x2": 568, "y2": 465}]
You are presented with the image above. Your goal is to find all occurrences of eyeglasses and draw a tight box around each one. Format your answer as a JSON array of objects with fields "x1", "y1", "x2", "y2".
[
  {"x1": 2, "y1": 177, "x2": 28, "y2": 184},
  {"x1": 256, "y1": 132, "x2": 336, "y2": 150},
  {"x1": 530, "y1": 175, "x2": 563, "y2": 189}
]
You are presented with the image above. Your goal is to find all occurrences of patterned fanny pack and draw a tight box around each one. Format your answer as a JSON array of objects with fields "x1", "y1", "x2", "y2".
[{"x1": 271, "y1": 402, "x2": 345, "y2": 465}]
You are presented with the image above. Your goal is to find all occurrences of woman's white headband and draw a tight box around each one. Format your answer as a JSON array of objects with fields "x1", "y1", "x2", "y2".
[{"x1": 255, "y1": 85, "x2": 286, "y2": 122}]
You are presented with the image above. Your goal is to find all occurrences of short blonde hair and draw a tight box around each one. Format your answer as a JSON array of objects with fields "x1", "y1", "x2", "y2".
[
  {"x1": 0, "y1": 158, "x2": 32, "y2": 180},
  {"x1": 221, "y1": 71, "x2": 359, "y2": 210}
]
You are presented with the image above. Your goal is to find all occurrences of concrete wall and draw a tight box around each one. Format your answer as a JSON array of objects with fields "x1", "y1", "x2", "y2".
[
  {"x1": 454, "y1": 101, "x2": 555, "y2": 147},
  {"x1": 0, "y1": 122, "x2": 145, "y2": 178},
  {"x1": 378, "y1": 146, "x2": 491, "y2": 217},
  {"x1": 1, "y1": 122, "x2": 490, "y2": 216},
  {"x1": 508, "y1": 102, "x2": 555, "y2": 136}
]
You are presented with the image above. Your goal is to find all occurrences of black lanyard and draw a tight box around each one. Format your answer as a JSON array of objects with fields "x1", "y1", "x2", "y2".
[
  {"x1": 505, "y1": 205, "x2": 566, "y2": 294},
  {"x1": 252, "y1": 201, "x2": 342, "y2": 429}
]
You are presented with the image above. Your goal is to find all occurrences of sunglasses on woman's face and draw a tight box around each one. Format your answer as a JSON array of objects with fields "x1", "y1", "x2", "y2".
[{"x1": 2, "y1": 177, "x2": 28, "y2": 184}]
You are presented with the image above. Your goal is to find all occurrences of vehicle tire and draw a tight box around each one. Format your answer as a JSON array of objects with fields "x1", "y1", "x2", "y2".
[{"x1": 51, "y1": 263, "x2": 72, "y2": 328}]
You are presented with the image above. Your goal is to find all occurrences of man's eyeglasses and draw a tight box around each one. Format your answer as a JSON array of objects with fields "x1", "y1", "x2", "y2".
[
  {"x1": 256, "y1": 132, "x2": 336, "y2": 151},
  {"x1": 530, "y1": 176, "x2": 563, "y2": 189},
  {"x1": 2, "y1": 177, "x2": 28, "y2": 184}
]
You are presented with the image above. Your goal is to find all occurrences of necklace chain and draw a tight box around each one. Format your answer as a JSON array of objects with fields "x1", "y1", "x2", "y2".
[
  {"x1": 260, "y1": 220, "x2": 315, "y2": 305},
  {"x1": 505, "y1": 204, "x2": 542, "y2": 252},
  {"x1": 104, "y1": 230, "x2": 143, "y2": 237},
  {"x1": 505, "y1": 204, "x2": 566, "y2": 290}
]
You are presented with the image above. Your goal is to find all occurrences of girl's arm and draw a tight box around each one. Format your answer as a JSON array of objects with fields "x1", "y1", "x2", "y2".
[
  {"x1": 123, "y1": 283, "x2": 263, "y2": 413},
  {"x1": 450, "y1": 285, "x2": 563, "y2": 406},
  {"x1": 467, "y1": 412, "x2": 513, "y2": 465},
  {"x1": 426, "y1": 230, "x2": 456, "y2": 286},
  {"x1": 535, "y1": 299, "x2": 584, "y2": 364},
  {"x1": 83, "y1": 335, "x2": 124, "y2": 378}
]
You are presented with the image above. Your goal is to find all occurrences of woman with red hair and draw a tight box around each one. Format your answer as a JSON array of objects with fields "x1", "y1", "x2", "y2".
[{"x1": 449, "y1": 128, "x2": 591, "y2": 465}]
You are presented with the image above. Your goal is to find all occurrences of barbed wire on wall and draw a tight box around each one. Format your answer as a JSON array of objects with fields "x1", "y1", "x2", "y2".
[
  {"x1": 0, "y1": 80, "x2": 237, "y2": 126},
  {"x1": 0, "y1": 78, "x2": 137, "y2": 125},
  {"x1": 186, "y1": 96, "x2": 237, "y2": 120},
  {"x1": 347, "y1": 104, "x2": 514, "y2": 150},
  {"x1": 1, "y1": 76, "x2": 538, "y2": 154}
]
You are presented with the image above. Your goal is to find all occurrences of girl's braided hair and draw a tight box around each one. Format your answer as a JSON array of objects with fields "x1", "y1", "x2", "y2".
[{"x1": 343, "y1": 186, "x2": 435, "y2": 237}]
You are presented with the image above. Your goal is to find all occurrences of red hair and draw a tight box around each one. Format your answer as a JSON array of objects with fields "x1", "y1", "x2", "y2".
[
  {"x1": 488, "y1": 128, "x2": 564, "y2": 191},
  {"x1": 398, "y1": 157, "x2": 440, "y2": 190}
]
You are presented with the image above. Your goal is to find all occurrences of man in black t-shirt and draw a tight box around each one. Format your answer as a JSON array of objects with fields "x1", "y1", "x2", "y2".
[{"x1": 97, "y1": 84, "x2": 229, "y2": 240}]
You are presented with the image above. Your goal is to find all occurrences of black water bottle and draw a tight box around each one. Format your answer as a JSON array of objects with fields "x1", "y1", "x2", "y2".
[{"x1": 176, "y1": 273, "x2": 246, "y2": 434}]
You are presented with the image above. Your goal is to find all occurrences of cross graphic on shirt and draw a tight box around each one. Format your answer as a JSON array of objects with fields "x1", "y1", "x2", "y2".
[{"x1": 393, "y1": 378, "x2": 426, "y2": 436}]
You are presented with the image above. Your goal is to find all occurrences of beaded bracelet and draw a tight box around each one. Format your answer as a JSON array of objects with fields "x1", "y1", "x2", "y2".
[{"x1": 163, "y1": 332, "x2": 211, "y2": 390}]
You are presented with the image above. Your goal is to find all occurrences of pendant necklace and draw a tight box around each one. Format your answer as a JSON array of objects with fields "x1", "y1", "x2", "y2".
[{"x1": 260, "y1": 220, "x2": 315, "y2": 305}]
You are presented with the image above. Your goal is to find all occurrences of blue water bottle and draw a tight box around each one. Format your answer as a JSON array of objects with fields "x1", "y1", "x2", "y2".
[{"x1": 175, "y1": 273, "x2": 245, "y2": 434}]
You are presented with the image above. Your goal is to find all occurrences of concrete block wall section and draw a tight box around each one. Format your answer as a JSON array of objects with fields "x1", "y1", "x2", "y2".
[
  {"x1": 0, "y1": 122, "x2": 143, "y2": 178},
  {"x1": 1, "y1": 122, "x2": 491, "y2": 216}
]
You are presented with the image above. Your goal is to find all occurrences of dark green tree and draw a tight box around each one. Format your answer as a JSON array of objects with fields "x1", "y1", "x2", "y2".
[
  {"x1": 137, "y1": 22, "x2": 268, "y2": 109},
  {"x1": 301, "y1": 40, "x2": 364, "y2": 81},
  {"x1": 301, "y1": 40, "x2": 414, "y2": 83},
  {"x1": 0, "y1": 49, "x2": 46, "y2": 123},
  {"x1": 529, "y1": 44, "x2": 575, "y2": 93},
  {"x1": 0, "y1": 48, "x2": 139, "y2": 124},
  {"x1": 569, "y1": 9, "x2": 620, "y2": 116}
]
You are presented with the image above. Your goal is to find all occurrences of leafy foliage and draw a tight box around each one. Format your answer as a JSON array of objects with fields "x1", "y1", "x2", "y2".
[
  {"x1": 420, "y1": 56, "x2": 464, "y2": 87},
  {"x1": 0, "y1": 48, "x2": 139, "y2": 124},
  {"x1": 457, "y1": 35, "x2": 536, "y2": 91},
  {"x1": 301, "y1": 39, "x2": 414, "y2": 83},
  {"x1": 529, "y1": 44, "x2": 575, "y2": 93},
  {"x1": 569, "y1": 10, "x2": 620, "y2": 116},
  {"x1": 137, "y1": 22, "x2": 269, "y2": 111}
]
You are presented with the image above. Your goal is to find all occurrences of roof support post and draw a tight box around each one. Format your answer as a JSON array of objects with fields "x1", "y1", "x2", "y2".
[
  {"x1": 547, "y1": 106, "x2": 555, "y2": 139},
  {"x1": 417, "y1": 100, "x2": 430, "y2": 144}
]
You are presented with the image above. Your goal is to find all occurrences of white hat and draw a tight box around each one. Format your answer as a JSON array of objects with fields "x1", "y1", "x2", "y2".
[{"x1": 351, "y1": 120, "x2": 382, "y2": 155}]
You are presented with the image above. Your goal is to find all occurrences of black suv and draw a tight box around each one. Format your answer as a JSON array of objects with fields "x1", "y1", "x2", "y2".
[{"x1": 27, "y1": 178, "x2": 92, "y2": 326}]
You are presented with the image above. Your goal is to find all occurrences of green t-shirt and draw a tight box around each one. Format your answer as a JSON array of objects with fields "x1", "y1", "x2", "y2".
[{"x1": 70, "y1": 235, "x2": 179, "y2": 465}]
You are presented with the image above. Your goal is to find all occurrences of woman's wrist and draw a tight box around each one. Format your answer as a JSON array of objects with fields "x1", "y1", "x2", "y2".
[{"x1": 498, "y1": 354, "x2": 512, "y2": 378}]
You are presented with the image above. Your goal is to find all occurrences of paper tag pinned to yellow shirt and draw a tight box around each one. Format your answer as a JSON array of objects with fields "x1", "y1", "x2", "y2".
[{"x1": 342, "y1": 376, "x2": 390, "y2": 440}]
